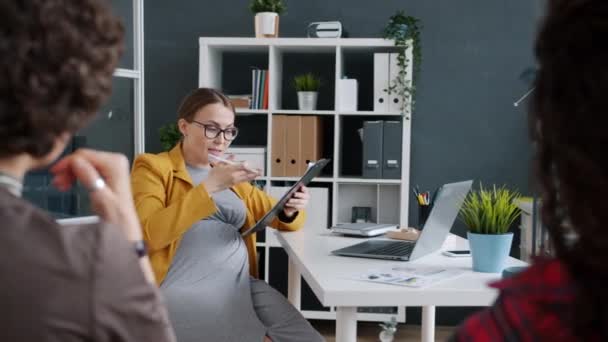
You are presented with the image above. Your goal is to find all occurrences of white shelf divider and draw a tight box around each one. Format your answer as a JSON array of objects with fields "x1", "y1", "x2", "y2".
[
  {"x1": 271, "y1": 110, "x2": 335, "y2": 115},
  {"x1": 235, "y1": 108, "x2": 269, "y2": 115},
  {"x1": 338, "y1": 111, "x2": 402, "y2": 116},
  {"x1": 336, "y1": 177, "x2": 402, "y2": 184},
  {"x1": 270, "y1": 177, "x2": 334, "y2": 183}
]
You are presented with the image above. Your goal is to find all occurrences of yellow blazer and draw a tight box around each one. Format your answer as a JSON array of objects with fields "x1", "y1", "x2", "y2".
[{"x1": 131, "y1": 143, "x2": 306, "y2": 285}]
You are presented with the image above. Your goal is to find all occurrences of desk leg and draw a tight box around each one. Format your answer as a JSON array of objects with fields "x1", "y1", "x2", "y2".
[
  {"x1": 421, "y1": 305, "x2": 436, "y2": 342},
  {"x1": 287, "y1": 258, "x2": 301, "y2": 310},
  {"x1": 336, "y1": 306, "x2": 357, "y2": 342}
]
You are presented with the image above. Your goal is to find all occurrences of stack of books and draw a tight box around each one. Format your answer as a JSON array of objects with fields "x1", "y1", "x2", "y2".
[{"x1": 251, "y1": 68, "x2": 268, "y2": 109}]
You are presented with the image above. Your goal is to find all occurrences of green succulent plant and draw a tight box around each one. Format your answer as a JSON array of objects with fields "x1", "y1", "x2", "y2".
[
  {"x1": 293, "y1": 73, "x2": 321, "y2": 92},
  {"x1": 459, "y1": 184, "x2": 522, "y2": 235},
  {"x1": 250, "y1": 0, "x2": 286, "y2": 15}
]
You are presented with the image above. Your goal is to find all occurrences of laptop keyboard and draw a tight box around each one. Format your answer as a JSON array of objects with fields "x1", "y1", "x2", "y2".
[{"x1": 368, "y1": 241, "x2": 414, "y2": 256}]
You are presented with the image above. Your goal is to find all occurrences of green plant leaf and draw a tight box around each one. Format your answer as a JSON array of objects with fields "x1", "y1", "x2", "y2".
[
  {"x1": 381, "y1": 10, "x2": 422, "y2": 113},
  {"x1": 293, "y1": 73, "x2": 321, "y2": 92},
  {"x1": 458, "y1": 183, "x2": 522, "y2": 234},
  {"x1": 159, "y1": 123, "x2": 181, "y2": 151},
  {"x1": 250, "y1": 0, "x2": 285, "y2": 15}
]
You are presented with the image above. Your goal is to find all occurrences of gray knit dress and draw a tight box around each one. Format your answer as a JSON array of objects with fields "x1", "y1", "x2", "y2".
[{"x1": 160, "y1": 165, "x2": 324, "y2": 342}]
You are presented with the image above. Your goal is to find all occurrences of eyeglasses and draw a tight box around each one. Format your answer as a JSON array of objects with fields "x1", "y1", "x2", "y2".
[{"x1": 191, "y1": 120, "x2": 239, "y2": 141}]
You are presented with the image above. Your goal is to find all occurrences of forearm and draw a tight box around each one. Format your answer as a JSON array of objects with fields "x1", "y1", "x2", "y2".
[
  {"x1": 272, "y1": 209, "x2": 306, "y2": 231},
  {"x1": 138, "y1": 257, "x2": 156, "y2": 284},
  {"x1": 117, "y1": 206, "x2": 158, "y2": 284}
]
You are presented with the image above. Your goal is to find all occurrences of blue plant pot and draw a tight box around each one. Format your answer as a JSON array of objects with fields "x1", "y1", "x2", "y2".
[{"x1": 467, "y1": 232, "x2": 513, "y2": 273}]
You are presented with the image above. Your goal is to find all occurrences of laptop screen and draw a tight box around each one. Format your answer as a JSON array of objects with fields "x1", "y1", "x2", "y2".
[{"x1": 409, "y1": 180, "x2": 473, "y2": 260}]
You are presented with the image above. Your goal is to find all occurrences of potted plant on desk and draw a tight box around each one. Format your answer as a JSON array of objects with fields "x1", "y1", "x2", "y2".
[
  {"x1": 459, "y1": 184, "x2": 521, "y2": 273},
  {"x1": 250, "y1": 0, "x2": 285, "y2": 38},
  {"x1": 294, "y1": 73, "x2": 321, "y2": 110}
]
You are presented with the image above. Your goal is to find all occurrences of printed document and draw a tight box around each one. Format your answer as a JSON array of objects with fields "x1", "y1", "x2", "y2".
[{"x1": 352, "y1": 266, "x2": 465, "y2": 288}]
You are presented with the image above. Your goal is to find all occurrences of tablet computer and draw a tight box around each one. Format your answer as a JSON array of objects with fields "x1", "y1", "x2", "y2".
[{"x1": 241, "y1": 158, "x2": 331, "y2": 237}]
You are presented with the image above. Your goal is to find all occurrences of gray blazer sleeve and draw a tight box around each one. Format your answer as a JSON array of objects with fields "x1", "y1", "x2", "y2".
[{"x1": 91, "y1": 222, "x2": 176, "y2": 342}]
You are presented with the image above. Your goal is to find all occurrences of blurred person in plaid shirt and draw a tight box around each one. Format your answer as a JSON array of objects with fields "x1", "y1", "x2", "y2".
[{"x1": 452, "y1": 1, "x2": 608, "y2": 341}]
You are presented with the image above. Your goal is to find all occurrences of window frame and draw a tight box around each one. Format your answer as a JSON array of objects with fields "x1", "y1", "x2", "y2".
[{"x1": 113, "y1": 0, "x2": 145, "y2": 155}]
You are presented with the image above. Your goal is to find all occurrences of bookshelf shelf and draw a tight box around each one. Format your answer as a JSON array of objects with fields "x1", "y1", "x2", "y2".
[
  {"x1": 199, "y1": 37, "x2": 412, "y2": 323},
  {"x1": 200, "y1": 37, "x2": 398, "y2": 49},
  {"x1": 270, "y1": 176, "x2": 334, "y2": 183},
  {"x1": 336, "y1": 178, "x2": 402, "y2": 184},
  {"x1": 273, "y1": 110, "x2": 335, "y2": 115},
  {"x1": 338, "y1": 111, "x2": 402, "y2": 116},
  {"x1": 235, "y1": 108, "x2": 269, "y2": 115},
  {"x1": 264, "y1": 177, "x2": 401, "y2": 185}
]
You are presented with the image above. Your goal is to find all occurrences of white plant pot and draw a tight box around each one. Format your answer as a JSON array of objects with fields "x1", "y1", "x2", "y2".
[
  {"x1": 298, "y1": 91, "x2": 318, "y2": 111},
  {"x1": 254, "y1": 12, "x2": 279, "y2": 38}
]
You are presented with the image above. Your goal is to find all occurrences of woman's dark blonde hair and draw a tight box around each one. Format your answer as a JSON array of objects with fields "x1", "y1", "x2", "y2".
[{"x1": 177, "y1": 88, "x2": 235, "y2": 122}]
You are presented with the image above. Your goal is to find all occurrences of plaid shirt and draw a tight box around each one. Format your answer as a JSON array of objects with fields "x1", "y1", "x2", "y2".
[{"x1": 450, "y1": 258, "x2": 594, "y2": 342}]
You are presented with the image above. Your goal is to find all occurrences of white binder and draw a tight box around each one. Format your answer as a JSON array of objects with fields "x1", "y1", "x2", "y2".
[{"x1": 373, "y1": 53, "x2": 390, "y2": 112}]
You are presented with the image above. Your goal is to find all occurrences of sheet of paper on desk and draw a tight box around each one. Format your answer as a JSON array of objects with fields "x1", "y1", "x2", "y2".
[{"x1": 352, "y1": 266, "x2": 465, "y2": 288}]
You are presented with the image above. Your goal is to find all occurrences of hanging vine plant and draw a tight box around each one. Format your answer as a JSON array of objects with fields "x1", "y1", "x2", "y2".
[{"x1": 382, "y1": 11, "x2": 422, "y2": 114}]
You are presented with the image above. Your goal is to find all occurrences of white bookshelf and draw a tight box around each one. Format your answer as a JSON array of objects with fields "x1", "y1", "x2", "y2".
[
  {"x1": 199, "y1": 37, "x2": 412, "y2": 323},
  {"x1": 235, "y1": 108, "x2": 269, "y2": 115}
]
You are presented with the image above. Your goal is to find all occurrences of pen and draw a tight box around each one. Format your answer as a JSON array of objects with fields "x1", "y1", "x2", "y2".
[
  {"x1": 412, "y1": 187, "x2": 420, "y2": 199},
  {"x1": 412, "y1": 187, "x2": 423, "y2": 205},
  {"x1": 208, "y1": 154, "x2": 260, "y2": 175}
]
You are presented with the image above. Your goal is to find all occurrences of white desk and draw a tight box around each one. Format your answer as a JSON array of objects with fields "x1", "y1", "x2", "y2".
[{"x1": 276, "y1": 230, "x2": 527, "y2": 342}]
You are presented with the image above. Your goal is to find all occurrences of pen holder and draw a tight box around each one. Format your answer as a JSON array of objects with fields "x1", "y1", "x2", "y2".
[{"x1": 418, "y1": 205, "x2": 432, "y2": 230}]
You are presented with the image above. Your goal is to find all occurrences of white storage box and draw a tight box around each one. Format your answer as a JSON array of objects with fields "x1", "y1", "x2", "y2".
[
  {"x1": 226, "y1": 146, "x2": 266, "y2": 175},
  {"x1": 338, "y1": 78, "x2": 358, "y2": 111}
]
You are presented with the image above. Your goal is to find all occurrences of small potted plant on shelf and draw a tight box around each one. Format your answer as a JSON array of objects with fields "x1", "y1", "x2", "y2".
[
  {"x1": 250, "y1": 0, "x2": 285, "y2": 38},
  {"x1": 459, "y1": 184, "x2": 521, "y2": 273},
  {"x1": 294, "y1": 73, "x2": 321, "y2": 111}
]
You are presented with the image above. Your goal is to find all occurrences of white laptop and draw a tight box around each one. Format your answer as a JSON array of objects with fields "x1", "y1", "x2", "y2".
[{"x1": 331, "y1": 180, "x2": 473, "y2": 261}]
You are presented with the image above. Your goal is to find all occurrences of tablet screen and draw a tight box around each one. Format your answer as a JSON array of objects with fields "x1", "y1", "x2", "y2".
[{"x1": 241, "y1": 158, "x2": 331, "y2": 237}]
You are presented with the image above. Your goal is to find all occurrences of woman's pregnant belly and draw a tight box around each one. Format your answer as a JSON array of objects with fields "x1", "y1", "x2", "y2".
[{"x1": 161, "y1": 220, "x2": 266, "y2": 342}]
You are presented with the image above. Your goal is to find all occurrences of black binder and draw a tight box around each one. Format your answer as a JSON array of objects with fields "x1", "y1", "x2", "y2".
[
  {"x1": 382, "y1": 121, "x2": 402, "y2": 179},
  {"x1": 362, "y1": 121, "x2": 383, "y2": 179}
]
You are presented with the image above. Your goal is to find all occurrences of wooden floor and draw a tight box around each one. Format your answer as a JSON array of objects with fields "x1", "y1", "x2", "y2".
[{"x1": 311, "y1": 320, "x2": 456, "y2": 342}]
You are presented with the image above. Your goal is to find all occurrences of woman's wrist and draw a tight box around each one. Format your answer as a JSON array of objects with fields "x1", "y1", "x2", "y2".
[
  {"x1": 201, "y1": 179, "x2": 219, "y2": 194},
  {"x1": 279, "y1": 209, "x2": 298, "y2": 223},
  {"x1": 117, "y1": 205, "x2": 144, "y2": 241}
]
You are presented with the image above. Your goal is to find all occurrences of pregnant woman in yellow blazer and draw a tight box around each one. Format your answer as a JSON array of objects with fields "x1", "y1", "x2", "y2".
[{"x1": 131, "y1": 88, "x2": 324, "y2": 342}]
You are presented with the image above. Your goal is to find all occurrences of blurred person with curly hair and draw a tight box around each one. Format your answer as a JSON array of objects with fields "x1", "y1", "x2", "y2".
[
  {"x1": 0, "y1": 1, "x2": 175, "y2": 341},
  {"x1": 452, "y1": 1, "x2": 608, "y2": 341}
]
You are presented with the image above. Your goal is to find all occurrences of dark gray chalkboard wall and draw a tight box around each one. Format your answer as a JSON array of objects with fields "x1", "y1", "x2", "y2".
[{"x1": 144, "y1": 0, "x2": 543, "y2": 325}]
